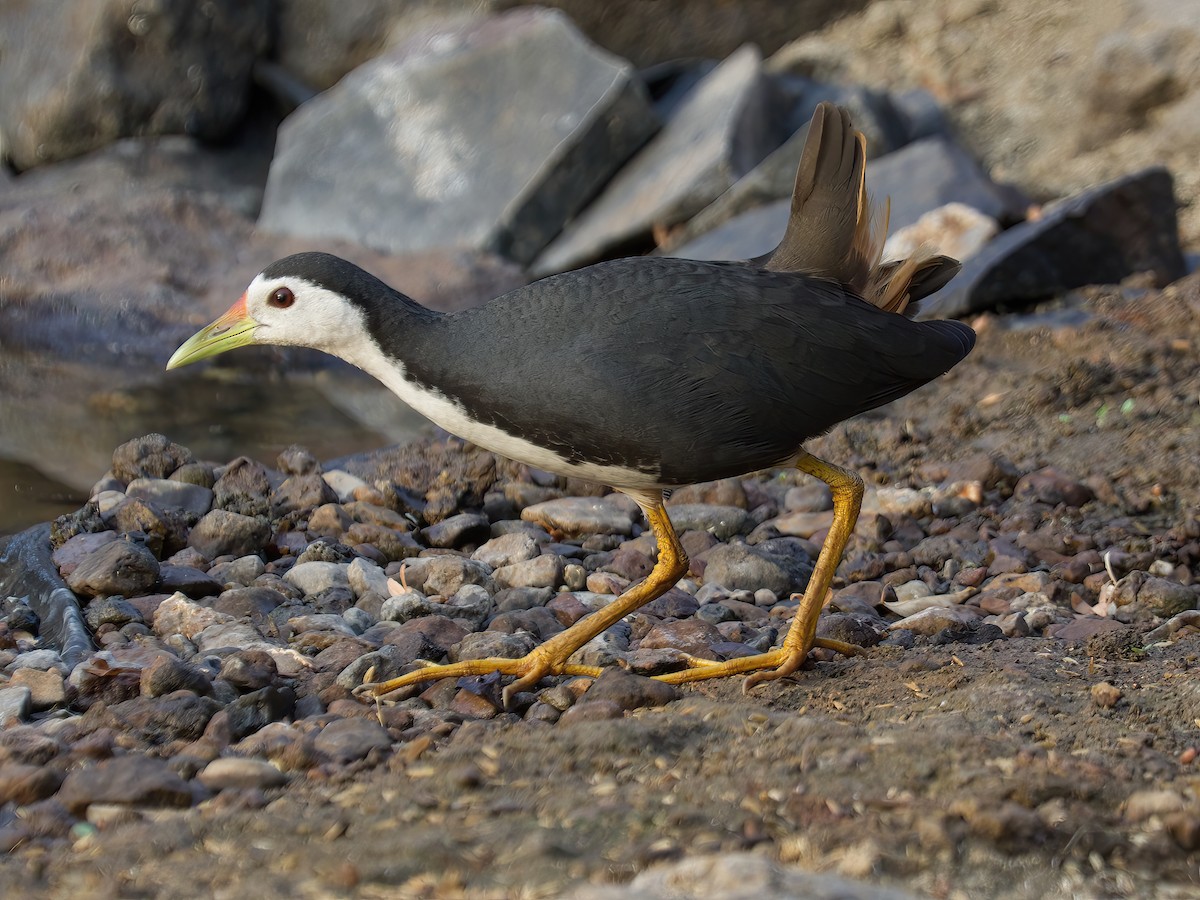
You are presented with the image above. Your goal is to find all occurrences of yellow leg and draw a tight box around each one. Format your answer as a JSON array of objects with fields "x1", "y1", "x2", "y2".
[
  {"x1": 654, "y1": 451, "x2": 864, "y2": 689},
  {"x1": 355, "y1": 492, "x2": 688, "y2": 708}
]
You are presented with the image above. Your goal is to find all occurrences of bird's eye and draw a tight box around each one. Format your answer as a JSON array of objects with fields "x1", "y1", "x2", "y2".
[{"x1": 269, "y1": 287, "x2": 295, "y2": 309}]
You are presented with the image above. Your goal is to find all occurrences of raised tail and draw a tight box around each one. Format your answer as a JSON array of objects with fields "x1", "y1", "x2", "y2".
[{"x1": 762, "y1": 102, "x2": 961, "y2": 315}]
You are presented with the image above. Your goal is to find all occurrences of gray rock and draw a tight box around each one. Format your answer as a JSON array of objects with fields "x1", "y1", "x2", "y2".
[
  {"x1": 313, "y1": 716, "x2": 392, "y2": 763},
  {"x1": 492, "y1": 554, "x2": 565, "y2": 590},
  {"x1": 1115, "y1": 572, "x2": 1199, "y2": 618},
  {"x1": 581, "y1": 667, "x2": 678, "y2": 711},
  {"x1": 334, "y1": 645, "x2": 408, "y2": 692},
  {"x1": 207, "y1": 555, "x2": 267, "y2": 588},
  {"x1": 663, "y1": 80, "x2": 918, "y2": 253},
  {"x1": 0, "y1": 1, "x2": 269, "y2": 169},
  {"x1": 270, "y1": 473, "x2": 338, "y2": 519},
  {"x1": 287, "y1": 613, "x2": 357, "y2": 637},
  {"x1": 140, "y1": 654, "x2": 213, "y2": 698},
  {"x1": 65, "y1": 539, "x2": 160, "y2": 598},
  {"x1": 213, "y1": 457, "x2": 273, "y2": 518},
  {"x1": 0, "y1": 686, "x2": 32, "y2": 724},
  {"x1": 672, "y1": 134, "x2": 1027, "y2": 262},
  {"x1": 450, "y1": 630, "x2": 537, "y2": 662},
  {"x1": 522, "y1": 495, "x2": 640, "y2": 537},
  {"x1": 0, "y1": 763, "x2": 65, "y2": 806},
  {"x1": 702, "y1": 541, "x2": 812, "y2": 596},
  {"x1": 198, "y1": 757, "x2": 287, "y2": 791},
  {"x1": 347, "y1": 557, "x2": 390, "y2": 600},
  {"x1": 273, "y1": 1, "x2": 485, "y2": 92},
  {"x1": 220, "y1": 651, "x2": 279, "y2": 693},
  {"x1": 920, "y1": 167, "x2": 1187, "y2": 319},
  {"x1": 260, "y1": 8, "x2": 657, "y2": 265},
  {"x1": 639, "y1": 619, "x2": 725, "y2": 657},
  {"x1": 8, "y1": 668, "x2": 67, "y2": 710},
  {"x1": 126, "y1": 478, "x2": 213, "y2": 518},
  {"x1": 536, "y1": 45, "x2": 771, "y2": 275},
  {"x1": 188, "y1": 510, "x2": 269, "y2": 560},
  {"x1": 380, "y1": 590, "x2": 439, "y2": 624},
  {"x1": 110, "y1": 434, "x2": 195, "y2": 484},
  {"x1": 153, "y1": 593, "x2": 235, "y2": 640},
  {"x1": 569, "y1": 851, "x2": 920, "y2": 900},
  {"x1": 84, "y1": 596, "x2": 145, "y2": 630},
  {"x1": 51, "y1": 530, "x2": 119, "y2": 578},
  {"x1": 220, "y1": 686, "x2": 294, "y2": 742},
  {"x1": 445, "y1": 584, "x2": 494, "y2": 630},
  {"x1": 473, "y1": 531, "x2": 543, "y2": 569},
  {"x1": 7, "y1": 649, "x2": 68, "y2": 674},
  {"x1": 106, "y1": 691, "x2": 223, "y2": 744},
  {"x1": 56, "y1": 755, "x2": 195, "y2": 815},
  {"x1": 422, "y1": 513, "x2": 492, "y2": 550},
  {"x1": 276, "y1": 445, "x2": 320, "y2": 476},
  {"x1": 157, "y1": 565, "x2": 223, "y2": 599},
  {"x1": 421, "y1": 557, "x2": 493, "y2": 597},
  {"x1": 664, "y1": 504, "x2": 750, "y2": 540},
  {"x1": 285, "y1": 561, "x2": 350, "y2": 595}
]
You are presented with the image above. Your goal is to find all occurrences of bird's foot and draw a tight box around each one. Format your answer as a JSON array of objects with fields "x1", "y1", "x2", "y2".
[
  {"x1": 352, "y1": 650, "x2": 603, "y2": 709},
  {"x1": 652, "y1": 637, "x2": 861, "y2": 691}
]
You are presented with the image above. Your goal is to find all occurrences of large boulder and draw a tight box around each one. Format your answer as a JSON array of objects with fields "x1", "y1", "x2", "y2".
[
  {"x1": 534, "y1": 45, "x2": 777, "y2": 275},
  {"x1": 919, "y1": 167, "x2": 1187, "y2": 319},
  {"x1": 0, "y1": 0, "x2": 269, "y2": 170},
  {"x1": 259, "y1": 8, "x2": 659, "y2": 265}
]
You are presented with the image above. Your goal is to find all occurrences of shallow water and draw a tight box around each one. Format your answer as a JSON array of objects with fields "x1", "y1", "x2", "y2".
[{"x1": 0, "y1": 366, "x2": 430, "y2": 536}]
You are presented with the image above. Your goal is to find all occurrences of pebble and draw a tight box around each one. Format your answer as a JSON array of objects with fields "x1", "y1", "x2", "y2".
[
  {"x1": 423, "y1": 557, "x2": 494, "y2": 597},
  {"x1": 312, "y1": 717, "x2": 392, "y2": 763},
  {"x1": 285, "y1": 561, "x2": 351, "y2": 595},
  {"x1": 139, "y1": 655, "x2": 212, "y2": 698},
  {"x1": 7, "y1": 649, "x2": 68, "y2": 673},
  {"x1": 198, "y1": 757, "x2": 287, "y2": 791},
  {"x1": 57, "y1": 755, "x2": 195, "y2": 814},
  {"x1": 701, "y1": 541, "x2": 810, "y2": 596},
  {"x1": 9, "y1": 668, "x2": 66, "y2": 709},
  {"x1": 639, "y1": 619, "x2": 724, "y2": 657},
  {"x1": 493, "y1": 554, "x2": 564, "y2": 590},
  {"x1": 154, "y1": 593, "x2": 235, "y2": 640},
  {"x1": 663, "y1": 504, "x2": 750, "y2": 539},
  {"x1": 0, "y1": 686, "x2": 32, "y2": 724},
  {"x1": 126, "y1": 477, "x2": 214, "y2": 518},
  {"x1": 580, "y1": 668, "x2": 678, "y2": 710},
  {"x1": 889, "y1": 605, "x2": 981, "y2": 636},
  {"x1": 0, "y1": 763, "x2": 65, "y2": 806},
  {"x1": 207, "y1": 555, "x2": 267, "y2": 587},
  {"x1": 521, "y1": 496, "x2": 638, "y2": 537},
  {"x1": 65, "y1": 539, "x2": 160, "y2": 598},
  {"x1": 188, "y1": 509, "x2": 270, "y2": 559},
  {"x1": 450, "y1": 631, "x2": 537, "y2": 662},
  {"x1": 1090, "y1": 681, "x2": 1123, "y2": 709},
  {"x1": 422, "y1": 512, "x2": 491, "y2": 549},
  {"x1": 472, "y1": 531, "x2": 542, "y2": 569}
]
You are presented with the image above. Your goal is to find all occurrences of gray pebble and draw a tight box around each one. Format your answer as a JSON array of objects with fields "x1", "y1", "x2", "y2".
[
  {"x1": 472, "y1": 531, "x2": 542, "y2": 568},
  {"x1": 285, "y1": 561, "x2": 350, "y2": 595},
  {"x1": 313, "y1": 717, "x2": 392, "y2": 763},
  {"x1": 493, "y1": 554, "x2": 564, "y2": 590},
  {"x1": 198, "y1": 757, "x2": 287, "y2": 791},
  {"x1": 450, "y1": 630, "x2": 537, "y2": 662}
]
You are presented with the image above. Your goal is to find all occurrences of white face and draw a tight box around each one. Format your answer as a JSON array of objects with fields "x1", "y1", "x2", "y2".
[{"x1": 244, "y1": 273, "x2": 371, "y2": 359}]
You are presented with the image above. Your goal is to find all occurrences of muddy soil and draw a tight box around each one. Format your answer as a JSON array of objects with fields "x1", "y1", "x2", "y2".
[{"x1": 1, "y1": 281, "x2": 1197, "y2": 899}]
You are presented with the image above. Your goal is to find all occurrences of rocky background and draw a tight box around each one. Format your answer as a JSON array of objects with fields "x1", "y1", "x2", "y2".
[{"x1": 0, "y1": 1, "x2": 1199, "y2": 897}]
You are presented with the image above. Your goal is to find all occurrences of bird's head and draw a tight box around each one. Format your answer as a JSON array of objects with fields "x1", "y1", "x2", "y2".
[{"x1": 166, "y1": 252, "x2": 376, "y2": 370}]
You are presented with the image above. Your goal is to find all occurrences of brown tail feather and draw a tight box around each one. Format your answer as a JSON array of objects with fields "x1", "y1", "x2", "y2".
[{"x1": 762, "y1": 102, "x2": 961, "y2": 315}]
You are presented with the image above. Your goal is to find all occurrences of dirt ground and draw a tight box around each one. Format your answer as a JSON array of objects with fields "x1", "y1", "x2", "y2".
[{"x1": 2, "y1": 278, "x2": 1198, "y2": 900}]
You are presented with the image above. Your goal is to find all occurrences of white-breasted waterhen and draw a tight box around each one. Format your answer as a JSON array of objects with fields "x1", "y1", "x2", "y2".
[{"x1": 168, "y1": 103, "x2": 975, "y2": 705}]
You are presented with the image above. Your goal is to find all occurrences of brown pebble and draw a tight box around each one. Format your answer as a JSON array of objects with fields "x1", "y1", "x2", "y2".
[
  {"x1": 1180, "y1": 747, "x2": 1197, "y2": 765},
  {"x1": 1090, "y1": 681, "x2": 1122, "y2": 709}
]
